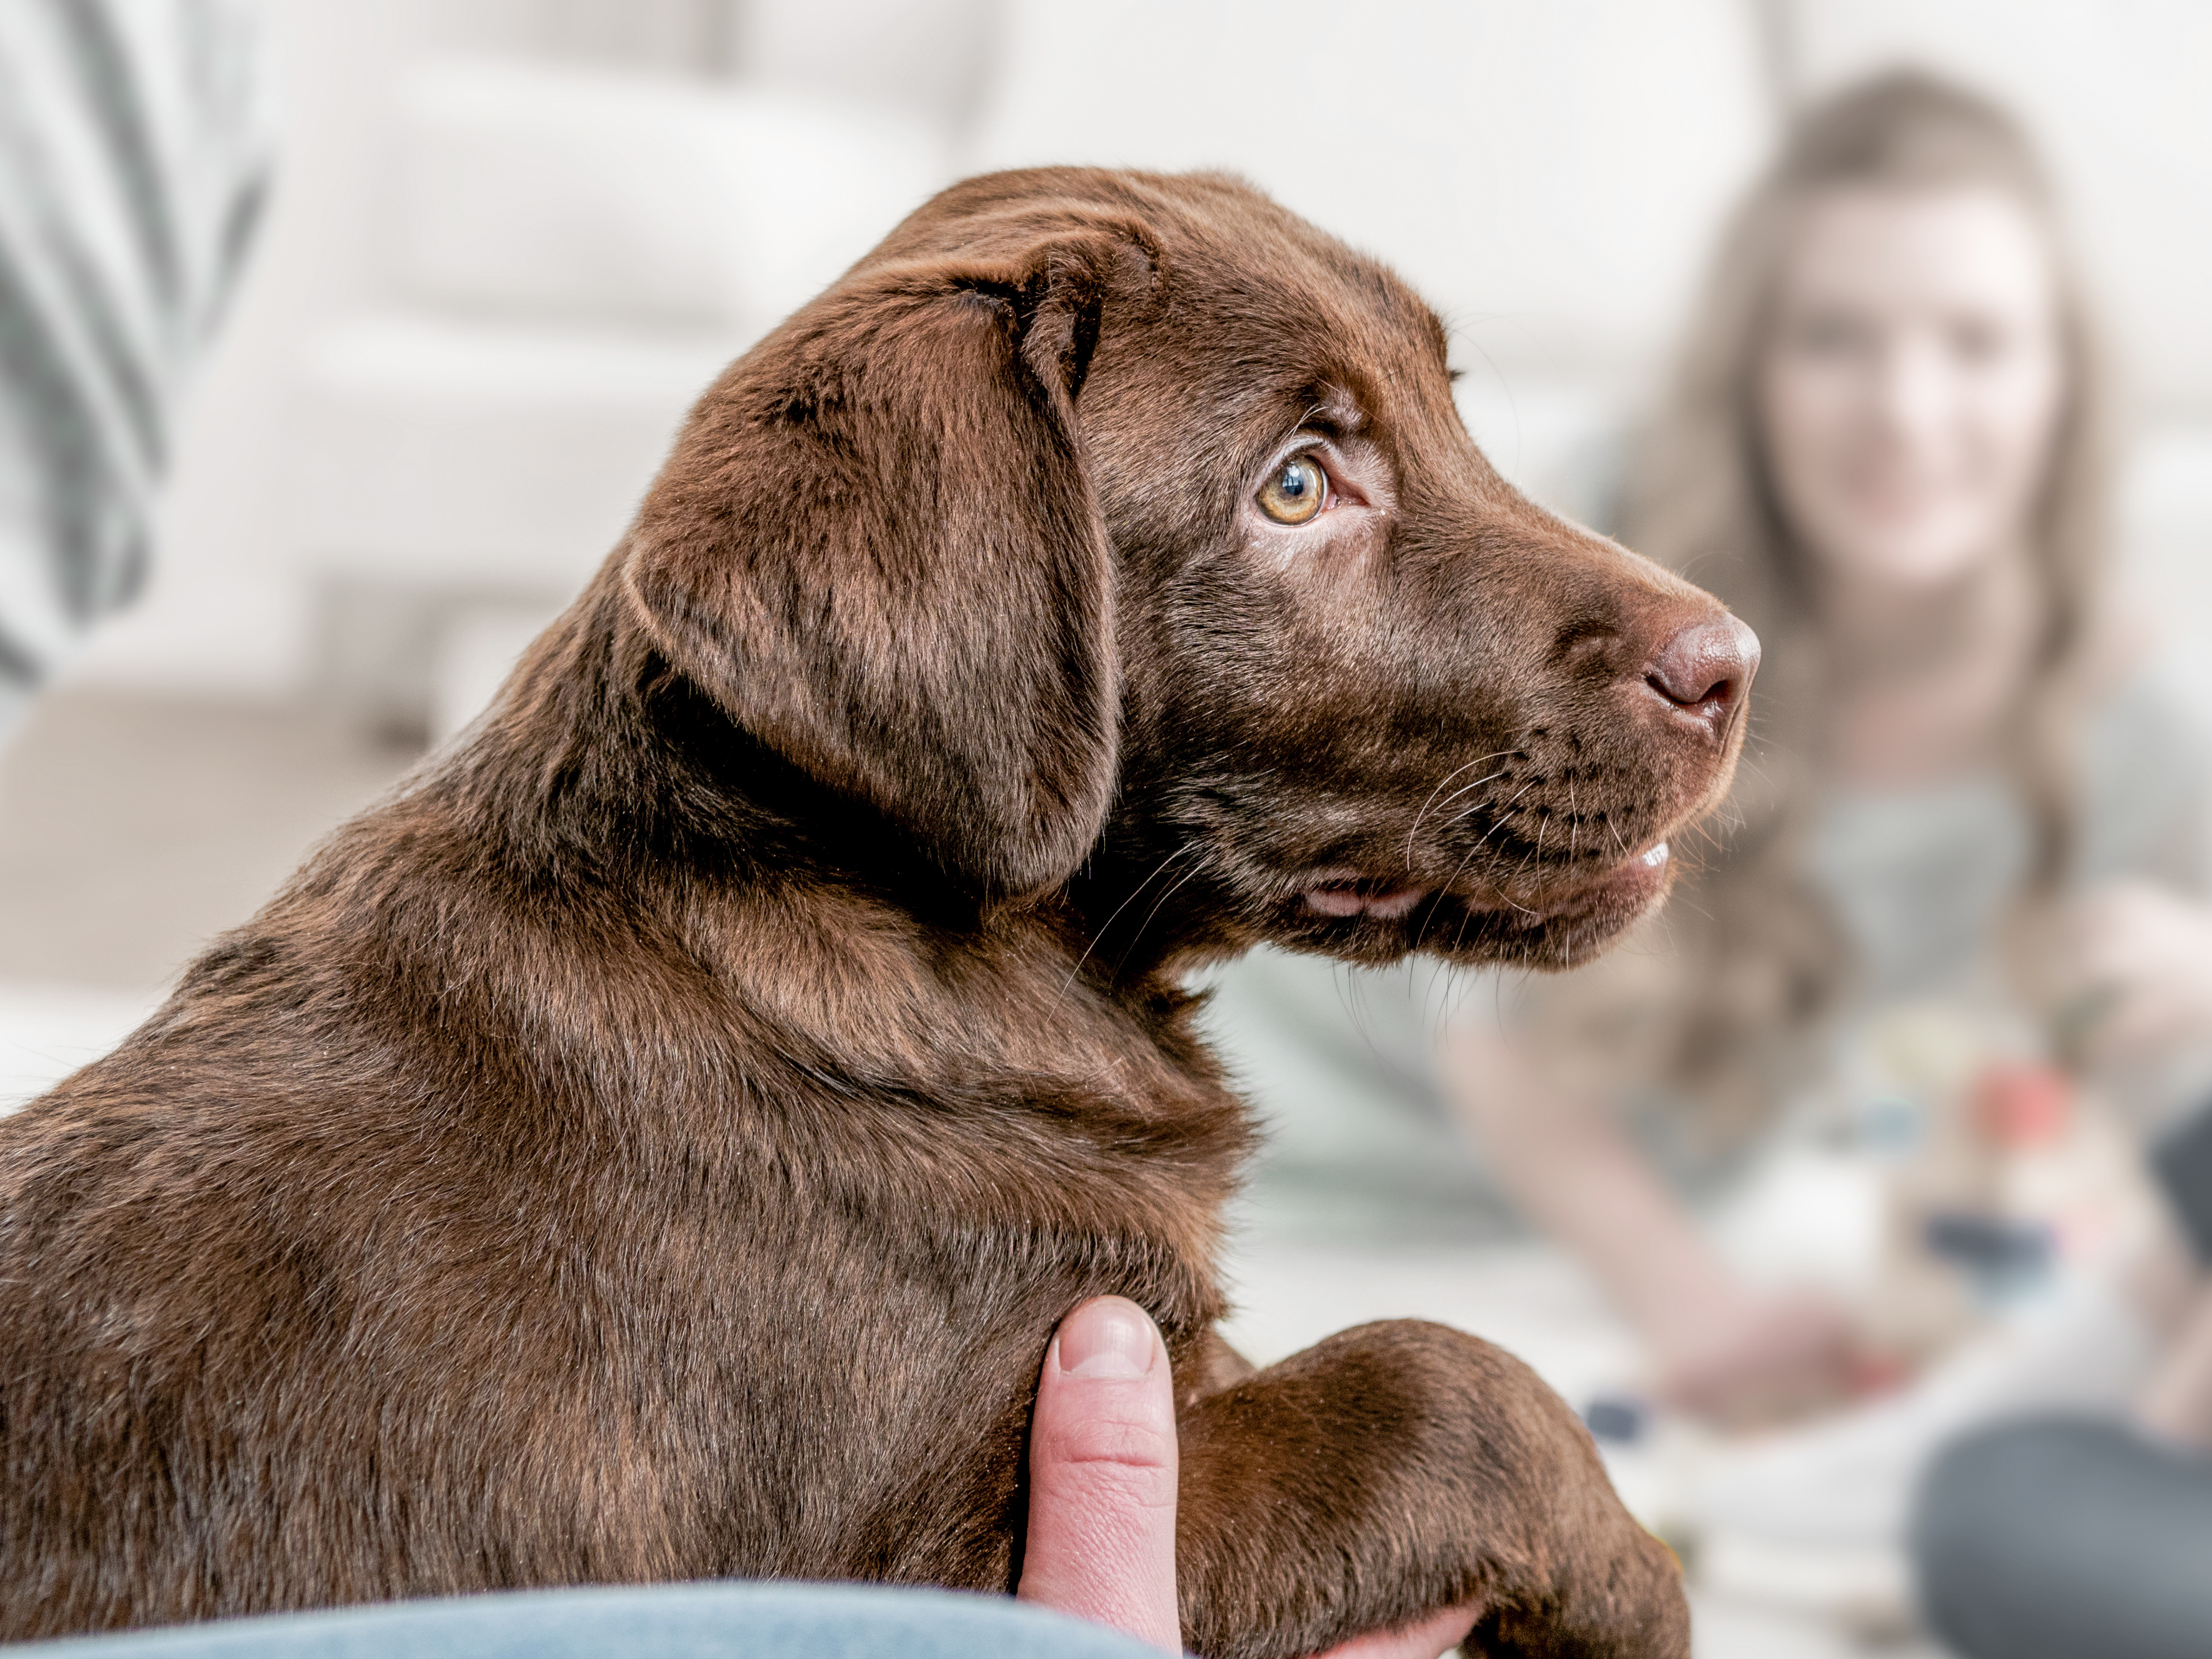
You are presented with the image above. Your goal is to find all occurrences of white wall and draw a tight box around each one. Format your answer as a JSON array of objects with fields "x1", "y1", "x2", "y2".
[{"x1": 967, "y1": 0, "x2": 1774, "y2": 385}]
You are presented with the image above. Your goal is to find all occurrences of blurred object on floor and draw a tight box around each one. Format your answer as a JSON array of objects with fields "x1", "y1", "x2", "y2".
[
  {"x1": 1906, "y1": 1100, "x2": 2212, "y2": 1658},
  {"x1": 1684, "y1": 1274, "x2": 2157, "y2": 1619},
  {"x1": 0, "y1": 690, "x2": 419, "y2": 992}
]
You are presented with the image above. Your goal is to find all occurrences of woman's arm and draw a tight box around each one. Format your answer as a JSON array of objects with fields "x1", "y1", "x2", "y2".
[
  {"x1": 1435, "y1": 1021, "x2": 1859, "y2": 1423},
  {"x1": 2062, "y1": 881, "x2": 2212, "y2": 1062}
]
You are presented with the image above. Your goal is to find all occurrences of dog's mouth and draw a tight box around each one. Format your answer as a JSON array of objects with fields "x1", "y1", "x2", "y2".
[
  {"x1": 1297, "y1": 840, "x2": 1669, "y2": 921},
  {"x1": 1504, "y1": 837, "x2": 1673, "y2": 924},
  {"x1": 1280, "y1": 839, "x2": 1673, "y2": 966}
]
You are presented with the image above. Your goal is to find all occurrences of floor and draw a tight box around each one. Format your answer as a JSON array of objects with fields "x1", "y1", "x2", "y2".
[{"x1": 0, "y1": 689, "x2": 1947, "y2": 1658}]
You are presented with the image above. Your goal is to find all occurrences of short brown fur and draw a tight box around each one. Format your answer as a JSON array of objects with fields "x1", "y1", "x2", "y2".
[{"x1": 0, "y1": 171, "x2": 1750, "y2": 1656}]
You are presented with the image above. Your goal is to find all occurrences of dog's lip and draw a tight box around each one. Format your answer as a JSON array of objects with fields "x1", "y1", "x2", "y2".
[
  {"x1": 1512, "y1": 839, "x2": 1671, "y2": 916},
  {"x1": 1298, "y1": 870, "x2": 1433, "y2": 919},
  {"x1": 1296, "y1": 840, "x2": 1669, "y2": 922}
]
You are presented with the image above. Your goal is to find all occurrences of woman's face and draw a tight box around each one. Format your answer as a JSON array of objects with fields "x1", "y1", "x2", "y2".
[{"x1": 1759, "y1": 185, "x2": 2065, "y2": 593}]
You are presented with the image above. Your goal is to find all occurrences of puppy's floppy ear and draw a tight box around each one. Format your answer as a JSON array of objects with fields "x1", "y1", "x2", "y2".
[{"x1": 623, "y1": 228, "x2": 1150, "y2": 896}]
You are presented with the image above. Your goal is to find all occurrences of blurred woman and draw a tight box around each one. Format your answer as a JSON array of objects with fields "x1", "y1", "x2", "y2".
[
  {"x1": 1214, "y1": 68, "x2": 2212, "y2": 1475},
  {"x1": 1441, "y1": 65, "x2": 2212, "y2": 1420}
]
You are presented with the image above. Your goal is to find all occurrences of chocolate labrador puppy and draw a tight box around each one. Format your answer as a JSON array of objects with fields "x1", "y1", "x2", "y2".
[{"x1": 0, "y1": 169, "x2": 1755, "y2": 1656}]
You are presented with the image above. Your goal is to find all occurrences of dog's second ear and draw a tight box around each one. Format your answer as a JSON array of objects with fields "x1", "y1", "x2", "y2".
[{"x1": 622, "y1": 226, "x2": 1147, "y2": 897}]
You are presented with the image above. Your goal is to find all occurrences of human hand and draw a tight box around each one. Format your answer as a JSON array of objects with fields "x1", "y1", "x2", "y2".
[
  {"x1": 1653, "y1": 1285, "x2": 1865, "y2": 1428},
  {"x1": 1017, "y1": 1297, "x2": 1481, "y2": 1658},
  {"x1": 1016, "y1": 1297, "x2": 1181, "y2": 1649},
  {"x1": 2059, "y1": 881, "x2": 2212, "y2": 1062}
]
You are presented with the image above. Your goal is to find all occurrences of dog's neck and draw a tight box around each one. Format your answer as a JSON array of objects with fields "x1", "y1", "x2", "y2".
[{"x1": 444, "y1": 590, "x2": 1232, "y2": 1109}]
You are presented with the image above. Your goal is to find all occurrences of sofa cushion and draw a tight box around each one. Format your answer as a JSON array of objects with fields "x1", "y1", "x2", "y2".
[{"x1": 388, "y1": 58, "x2": 951, "y2": 331}]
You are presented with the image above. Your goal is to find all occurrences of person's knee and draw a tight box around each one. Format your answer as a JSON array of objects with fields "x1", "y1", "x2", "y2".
[
  {"x1": 1912, "y1": 1414, "x2": 2212, "y2": 1659},
  {"x1": 1911, "y1": 1418, "x2": 2042, "y2": 1653},
  {"x1": 1912, "y1": 1416, "x2": 2149, "y2": 1658}
]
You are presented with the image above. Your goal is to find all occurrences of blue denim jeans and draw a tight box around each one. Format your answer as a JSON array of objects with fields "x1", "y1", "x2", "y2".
[
  {"x1": 1912, "y1": 1415, "x2": 2212, "y2": 1659},
  {"x1": 7, "y1": 1584, "x2": 1164, "y2": 1658}
]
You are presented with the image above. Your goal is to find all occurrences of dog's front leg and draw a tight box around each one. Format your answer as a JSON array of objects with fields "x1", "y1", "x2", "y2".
[{"x1": 1173, "y1": 1319, "x2": 1687, "y2": 1659}]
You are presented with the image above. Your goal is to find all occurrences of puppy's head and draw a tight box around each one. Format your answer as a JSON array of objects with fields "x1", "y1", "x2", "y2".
[{"x1": 620, "y1": 169, "x2": 1755, "y2": 972}]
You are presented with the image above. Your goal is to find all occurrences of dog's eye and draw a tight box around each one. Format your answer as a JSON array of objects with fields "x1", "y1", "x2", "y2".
[{"x1": 1256, "y1": 454, "x2": 1328, "y2": 525}]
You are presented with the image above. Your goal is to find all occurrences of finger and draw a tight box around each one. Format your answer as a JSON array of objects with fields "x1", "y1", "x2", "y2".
[
  {"x1": 1309, "y1": 1601, "x2": 1484, "y2": 1659},
  {"x1": 1016, "y1": 1296, "x2": 1181, "y2": 1653}
]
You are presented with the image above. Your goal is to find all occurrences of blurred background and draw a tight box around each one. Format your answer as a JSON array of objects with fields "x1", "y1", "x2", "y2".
[
  {"x1": 9, "y1": 0, "x2": 2212, "y2": 1002},
  {"x1": 5, "y1": 3, "x2": 2212, "y2": 1654}
]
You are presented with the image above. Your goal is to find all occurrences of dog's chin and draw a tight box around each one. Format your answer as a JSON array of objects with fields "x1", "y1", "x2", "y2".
[{"x1": 1271, "y1": 842, "x2": 1674, "y2": 969}]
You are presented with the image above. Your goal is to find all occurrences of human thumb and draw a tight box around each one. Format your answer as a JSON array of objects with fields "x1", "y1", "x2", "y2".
[{"x1": 1016, "y1": 1296, "x2": 1181, "y2": 1653}]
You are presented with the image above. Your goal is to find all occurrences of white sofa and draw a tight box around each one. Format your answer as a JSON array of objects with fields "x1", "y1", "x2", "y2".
[{"x1": 287, "y1": 51, "x2": 955, "y2": 733}]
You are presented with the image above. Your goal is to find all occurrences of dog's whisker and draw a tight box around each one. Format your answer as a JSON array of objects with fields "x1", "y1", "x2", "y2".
[
  {"x1": 1415, "y1": 777, "x2": 1543, "y2": 951},
  {"x1": 1448, "y1": 899, "x2": 1473, "y2": 957},
  {"x1": 1430, "y1": 768, "x2": 1512, "y2": 821},
  {"x1": 1405, "y1": 752, "x2": 1513, "y2": 868},
  {"x1": 1056, "y1": 841, "x2": 1202, "y2": 998},
  {"x1": 1442, "y1": 774, "x2": 1531, "y2": 827},
  {"x1": 1498, "y1": 847, "x2": 1543, "y2": 918},
  {"x1": 1418, "y1": 836, "x2": 1495, "y2": 955},
  {"x1": 1429, "y1": 760, "x2": 1514, "y2": 816},
  {"x1": 1108, "y1": 857, "x2": 1212, "y2": 979},
  {"x1": 1446, "y1": 776, "x2": 1534, "y2": 832},
  {"x1": 1446, "y1": 778, "x2": 1537, "y2": 844}
]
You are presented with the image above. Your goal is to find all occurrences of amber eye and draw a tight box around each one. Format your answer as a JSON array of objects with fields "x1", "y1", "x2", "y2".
[{"x1": 1256, "y1": 453, "x2": 1328, "y2": 524}]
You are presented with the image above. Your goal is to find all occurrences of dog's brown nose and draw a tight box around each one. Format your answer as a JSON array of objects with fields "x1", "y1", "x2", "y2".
[{"x1": 1645, "y1": 613, "x2": 1760, "y2": 732}]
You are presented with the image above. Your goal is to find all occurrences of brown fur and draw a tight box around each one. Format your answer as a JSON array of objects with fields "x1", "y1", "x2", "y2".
[{"x1": 0, "y1": 170, "x2": 1754, "y2": 1656}]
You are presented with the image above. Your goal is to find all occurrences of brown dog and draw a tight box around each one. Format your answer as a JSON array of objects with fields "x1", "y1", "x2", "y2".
[{"x1": 0, "y1": 169, "x2": 1755, "y2": 1656}]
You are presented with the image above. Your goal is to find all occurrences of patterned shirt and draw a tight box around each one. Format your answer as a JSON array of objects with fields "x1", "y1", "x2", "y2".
[{"x1": 0, "y1": 0, "x2": 269, "y2": 737}]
